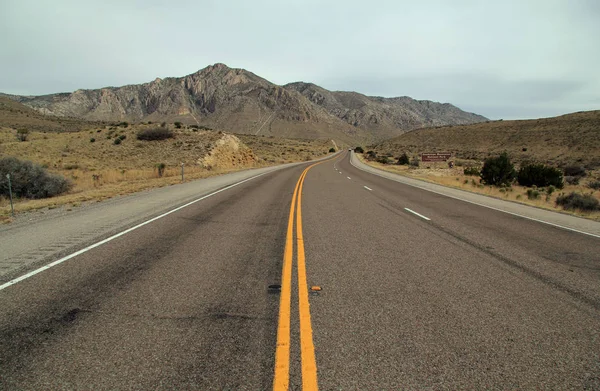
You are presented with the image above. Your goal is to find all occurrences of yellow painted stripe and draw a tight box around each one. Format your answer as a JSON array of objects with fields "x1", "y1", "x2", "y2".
[
  {"x1": 273, "y1": 153, "x2": 344, "y2": 391},
  {"x1": 296, "y1": 166, "x2": 319, "y2": 390},
  {"x1": 273, "y1": 174, "x2": 302, "y2": 391}
]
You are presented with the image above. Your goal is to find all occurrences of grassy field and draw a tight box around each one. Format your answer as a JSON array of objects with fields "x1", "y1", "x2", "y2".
[
  {"x1": 0, "y1": 123, "x2": 337, "y2": 221},
  {"x1": 357, "y1": 154, "x2": 600, "y2": 221}
]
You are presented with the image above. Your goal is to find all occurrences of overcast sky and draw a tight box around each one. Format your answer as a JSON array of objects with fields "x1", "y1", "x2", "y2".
[{"x1": 1, "y1": 0, "x2": 598, "y2": 119}]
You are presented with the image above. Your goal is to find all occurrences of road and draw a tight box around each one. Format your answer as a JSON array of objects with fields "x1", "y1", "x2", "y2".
[{"x1": 1, "y1": 151, "x2": 599, "y2": 390}]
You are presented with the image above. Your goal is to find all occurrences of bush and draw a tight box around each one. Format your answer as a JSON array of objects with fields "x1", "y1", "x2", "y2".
[
  {"x1": 90, "y1": 138, "x2": 95, "y2": 143},
  {"x1": 377, "y1": 156, "x2": 392, "y2": 164},
  {"x1": 118, "y1": 134, "x2": 126, "y2": 140},
  {"x1": 563, "y1": 165, "x2": 586, "y2": 178},
  {"x1": 113, "y1": 138, "x2": 122, "y2": 145},
  {"x1": 555, "y1": 192, "x2": 600, "y2": 211},
  {"x1": 354, "y1": 146, "x2": 364, "y2": 153},
  {"x1": 118, "y1": 121, "x2": 129, "y2": 128},
  {"x1": 526, "y1": 189, "x2": 540, "y2": 200},
  {"x1": 588, "y1": 180, "x2": 600, "y2": 190},
  {"x1": 174, "y1": 121, "x2": 182, "y2": 129},
  {"x1": 410, "y1": 156, "x2": 420, "y2": 167},
  {"x1": 365, "y1": 151, "x2": 377, "y2": 160},
  {"x1": 0, "y1": 157, "x2": 72, "y2": 199},
  {"x1": 16, "y1": 129, "x2": 29, "y2": 142},
  {"x1": 480, "y1": 152, "x2": 516, "y2": 187},
  {"x1": 156, "y1": 163, "x2": 166, "y2": 177},
  {"x1": 160, "y1": 122, "x2": 167, "y2": 128},
  {"x1": 329, "y1": 148, "x2": 336, "y2": 153},
  {"x1": 137, "y1": 128, "x2": 174, "y2": 141},
  {"x1": 517, "y1": 163, "x2": 563, "y2": 189},
  {"x1": 463, "y1": 167, "x2": 480, "y2": 176},
  {"x1": 397, "y1": 153, "x2": 410, "y2": 165},
  {"x1": 565, "y1": 176, "x2": 580, "y2": 185}
]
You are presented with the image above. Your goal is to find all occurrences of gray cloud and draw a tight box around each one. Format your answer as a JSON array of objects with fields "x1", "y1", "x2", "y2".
[{"x1": 1, "y1": 0, "x2": 598, "y2": 119}]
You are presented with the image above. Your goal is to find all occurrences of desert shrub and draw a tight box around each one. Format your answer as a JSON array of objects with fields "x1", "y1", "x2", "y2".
[
  {"x1": 16, "y1": 129, "x2": 29, "y2": 141},
  {"x1": 118, "y1": 121, "x2": 129, "y2": 128},
  {"x1": 397, "y1": 153, "x2": 410, "y2": 165},
  {"x1": 587, "y1": 180, "x2": 600, "y2": 190},
  {"x1": 526, "y1": 189, "x2": 540, "y2": 200},
  {"x1": 0, "y1": 157, "x2": 72, "y2": 199},
  {"x1": 377, "y1": 156, "x2": 392, "y2": 164},
  {"x1": 160, "y1": 122, "x2": 167, "y2": 128},
  {"x1": 565, "y1": 176, "x2": 580, "y2": 185},
  {"x1": 410, "y1": 156, "x2": 420, "y2": 167},
  {"x1": 118, "y1": 134, "x2": 126, "y2": 140},
  {"x1": 190, "y1": 124, "x2": 199, "y2": 129},
  {"x1": 563, "y1": 165, "x2": 586, "y2": 178},
  {"x1": 329, "y1": 148, "x2": 336, "y2": 153},
  {"x1": 113, "y1": 138, "x2": 122, "y2": 145},
  {"x1": 137, "y1": 128, "x2": 174, "y2": 141},
  {"x1": 517, "y1": 163, "x2": 563, "y2": 189},
  {"x1": 174, "y1": 121, "x2": 182, "y2": 129},
  {"x1": 546, "y1": 185, "x2": 556, "y2": 195},
  {"x1": 463, "y1": 167, "x2": 480, "y2": 176},
  {"x1": 480, "y1": 152, "x2": 516, "y2": 187},
  {"x1": 555, "y1": 192, "x2": 599, "y2": 211},
  {"x1": 365, "y1": 151, "x2": 377, "y2": 160},
  {"x1": 156, "y1": 163, "x2": 166, "y2": 177},
  {"x1": 354, "y1": 146, "x2": 364, "y2": 153},
  {"x1": 90, "y1": 138, "x2": 96, "y2": 143}
]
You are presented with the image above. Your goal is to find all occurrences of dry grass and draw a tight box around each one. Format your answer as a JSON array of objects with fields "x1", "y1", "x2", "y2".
[
  {"x1": 0, "y1": 124, "x2": 337, "y2": 219},
  {"x1": 357, "y1": 154, "x2": 600, "y2": 221}
]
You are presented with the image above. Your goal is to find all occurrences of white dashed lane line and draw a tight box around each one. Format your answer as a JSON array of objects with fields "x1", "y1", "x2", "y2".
[
  {"x1": 364, "y1": 186, "x2": 373, "y2": 191},
  {"x1": 404, "y1": 208, "x2": 431, "y2": 221},
  {"x1": 347, "y1": 177, "x2": 351, "y2": 180}
]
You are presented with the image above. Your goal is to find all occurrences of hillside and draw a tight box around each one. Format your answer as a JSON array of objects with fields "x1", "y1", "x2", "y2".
[
  {"x1": 1, "y1": 63, "x2": 486, "y2": 143},
  {"x1": 371, "y1": 111, "x2": 600, "y2": 169}
]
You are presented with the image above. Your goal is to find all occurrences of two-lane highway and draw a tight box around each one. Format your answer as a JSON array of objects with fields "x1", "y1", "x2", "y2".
[{"x1": 1, "y1": 151, "x2": 599, "y2": 389}]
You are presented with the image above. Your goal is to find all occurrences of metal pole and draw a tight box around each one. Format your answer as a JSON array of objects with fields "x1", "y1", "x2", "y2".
[
  {"x1": 181, "y1": 163, "x2": 184, "y2": 182},
  {"x1": 6, "y1": 174, "x2": 14, "y2": 217}
]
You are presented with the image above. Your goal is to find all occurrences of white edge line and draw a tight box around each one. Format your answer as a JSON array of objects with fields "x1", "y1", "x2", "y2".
[
  {"x1": 349, "y1": 155, "x2": 600, "y2": 239},
  {"x1": 404, "y1": 208, "x2": 431, "y2": 221},
  {"x1": 364, "y1": 186, "x2": 373, "y2": 191},
  {"x1": 0, "y1": 172, "x2": 269, "y2": 291}
]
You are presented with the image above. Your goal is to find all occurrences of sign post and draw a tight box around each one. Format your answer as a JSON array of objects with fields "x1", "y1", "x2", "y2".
[
  {"x1": 181, "y1": 163, "x2": 184, "y2": 182},
  {"x1": 6, "y1": 174, "x2": 14, "y2": 217}
]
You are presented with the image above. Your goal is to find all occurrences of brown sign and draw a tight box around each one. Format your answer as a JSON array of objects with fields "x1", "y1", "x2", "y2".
[{"x1": 421, "y1": 152, "x2": 452, "y2": 162}]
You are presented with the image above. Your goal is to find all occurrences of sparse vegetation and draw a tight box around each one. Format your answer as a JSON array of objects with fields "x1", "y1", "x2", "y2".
[
  {"x1": 410, "y1": 156, "x2": 419, "y2": 167},
  {"x1": 480, "y1": 152, "x2": 516, "y2": 187},
  {"x1": 16, "y1": 129, "x2": 29, "y2": 142},
  {"x1": 0, "y1": 157, "x2": 72, "y2": 199},
  {"x1": 377, "y1": 156, "x2": 392, "y2": 164},
  {"x1": 556, "y1": 192, "x2": 600, "y2": 211},
  {"x1": 137, "y1": 128, "x2": 174, "y2": 141},
  {"x1": 354, "y1": 146, "x2": 364, "y2": 153},
  {"x1": 588, "y1": 180, "x2": 600, "y2": 190},
  {"x1": 517, "y1": 163, "x2": 563, "y2": 189},
  {"x1": 563, "y1": 165, "x2": 586, "y2": 178},
  {"x1": 526, "y1": 188, "x2": 541, "y2": 200},
  {"x1": 156, "y1": 163, "x2": 166, "y2": 177}
]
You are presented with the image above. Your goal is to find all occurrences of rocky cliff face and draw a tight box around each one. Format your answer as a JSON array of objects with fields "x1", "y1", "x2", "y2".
[{"x1": 4, "y1": 64, "x2": 487, "y2": 142}]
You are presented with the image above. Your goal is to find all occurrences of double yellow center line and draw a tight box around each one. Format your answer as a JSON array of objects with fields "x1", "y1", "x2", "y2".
[{"x1": 273, "y1": 157, "x2": 335, "y2": 391}]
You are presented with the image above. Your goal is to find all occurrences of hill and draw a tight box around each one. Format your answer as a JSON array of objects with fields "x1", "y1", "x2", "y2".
[
  {"x1": 1, "y1": 63, "x2": 486, "y2": 143},
  {"x1": 370, "y1": 111, "x2": 600, "y2": 169}
]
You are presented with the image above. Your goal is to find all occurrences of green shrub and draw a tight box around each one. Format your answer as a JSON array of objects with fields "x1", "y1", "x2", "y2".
[
  {"x1": 90, "y1": 138, "x2": 96, "y2": 143},
  {"x1": 16, "y1": 129, "x2": 29, "y2": 142},
  {"x1": 329, "y1": 148, "x2": 336, "y2": 153},
  {"x1": 113, "y1": 138, "x2": 122, "y2": 145},
  {"x1": 517, "y1": 163, "x2": 563, "y2": 189},
  {"x1": 480, "y1": 152, "x2": 516, "y2": 187},
  {"x1": 546, "y1": 185, "x2": 556, "y2": 195},
  {"x1": 137, "y1": 128, "x2": 174, "y2": 141},
  {"x1": 397, "y1": 153, "x2": 410, "y2": 165},
  {"x1": 588, "y1": 180, "x2": 600, "y2": 190},
  {"x1": 410, "y1": 156, "x2": 420, "y2": 167},
  {"x1": 526, "y1": 189, "x2": 540, "y2": 200},
  {"x1": 118, "y1": 121, "x2": 129, "y2": 128},
  {"x1": 118, "y1": 134, "x2": 126, "y2": 140},
  {"x1": 156, "y1": 163, "x2": 166, "y2": 177},
  {"x1": 354, "y1": 146, "x2": 364, "y2": 153},
  {"x1": 463, "y1": 167, "x2": 480, "y2": 176},
  {"x1": 555, "y1": 192, "x2": 599, "y2": 211},
  {"x1": 0, "y1": 157, "x2": 72, "y2": 199},
  {"x1": 565, "y1": 176, "x2": 580, "y2": 185},
  {"x1": 160, "y1": 122, "x2": 167, "y2": 128},
  {"x1": 365, "y1": 151, "x2": 377, "y2": 161},
  {"x1": 377, "y1": 156, "x2": 392, "y2": 164},
  {"x1": 174, "y1": 121, "x2": 182, "y2": 129}
]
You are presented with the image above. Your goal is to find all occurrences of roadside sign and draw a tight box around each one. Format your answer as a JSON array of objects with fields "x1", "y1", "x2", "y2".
[{"x1": 421, "y1": 152, "x2": 452, "y2": 162}]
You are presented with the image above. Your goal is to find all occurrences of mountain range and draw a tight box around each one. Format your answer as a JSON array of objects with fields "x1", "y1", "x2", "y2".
[{"x1": 2, "y1": 63, "x2": 487, "y2": 143}]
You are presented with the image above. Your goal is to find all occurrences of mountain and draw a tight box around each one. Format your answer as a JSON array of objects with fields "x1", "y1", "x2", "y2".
[
  {"x1": 370, "y1": 111, "x2": 600, "y2": 169},
  {"x1": 2, "y1": 63, "x2": 487, "y2": 143}
]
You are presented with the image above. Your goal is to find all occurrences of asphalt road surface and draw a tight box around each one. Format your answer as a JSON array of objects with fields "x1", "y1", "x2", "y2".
[{"x1": 1, "y1": 152, "x2": 599, "y2": 390}]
